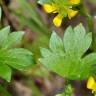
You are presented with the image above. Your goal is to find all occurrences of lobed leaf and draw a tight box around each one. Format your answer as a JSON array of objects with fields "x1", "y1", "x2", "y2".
[
  {"x1": 0, "y1": 27, "x2": 34, "y2": 82},
  {"x1": 50, "y1": 32, "x2": 64, "y2": 54},
  {"x1": 7, "y1": 48, "x2": 33, "y2": 71},
  {"x1": 0, "y1": 8, "x2": 34, "y2": 82},
  {"x1": 2, "y1": 32, "x2": 24, "y2": 49},
  {"x1": 63, "y1": 24, "x2": 92, "y2": 57},
  {"x1": 40, "y1": 24, "x2": 96, "y2": 80}
]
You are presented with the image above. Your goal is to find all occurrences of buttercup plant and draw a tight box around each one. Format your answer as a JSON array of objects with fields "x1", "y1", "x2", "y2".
[
  {"x1": 38, "y1": 0, "x2": 96, "y2": 96},
  {"x1": 0, "y1": 0, "x2": 96, "y2": 96},
  {"x1": 39, "y1": 24, "x2": 96, "y2": 95},
  {"x1": 39, "y1": 24, "x2": 96, "y2": 80}
]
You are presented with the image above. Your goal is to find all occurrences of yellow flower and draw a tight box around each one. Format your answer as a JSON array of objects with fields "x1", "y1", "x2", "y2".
[
  {"x1": 43, "y1": 0, "x2": 80, "y2": 27},
  {"x1": 53, "y1": 15, "x2": 62, "y2": 27},
  {"x1": 69, "y1": 0, "x2": 80, "y2": 4},
  {"x1": 67, "y1": 9, "x2": 78, "y2": 19},
  {"x1": 43, "y1": 4, "x2": 57, "y2": 13},
  {"x1": 87, "y1": 76, "x2": 96, "y2": 94}
]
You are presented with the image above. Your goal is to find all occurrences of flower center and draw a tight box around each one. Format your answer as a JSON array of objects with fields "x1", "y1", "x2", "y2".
[{"x1": 52, "y1": 0, "x2": 73, "y2": 17}]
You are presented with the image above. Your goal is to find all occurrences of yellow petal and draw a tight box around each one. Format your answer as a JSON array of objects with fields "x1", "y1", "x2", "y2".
[
  {"x1": 91, "y1": 83, "x2": 96, "y2": 93},
  {"x1": 43, "y1": 4, "x2": 56, "y2": 13},
  {"x1": 87, "y1": 77, "x2": 96, "y2": 89},
  {"x1": 69, "y1": 0, "x2": 80, "y2": 4},
  {"x1": 67, "y1": 9, "x2": 78, "y2": 19},
  {"x1": 53, "y1": 15, "x2": 62, "y2": 27}
]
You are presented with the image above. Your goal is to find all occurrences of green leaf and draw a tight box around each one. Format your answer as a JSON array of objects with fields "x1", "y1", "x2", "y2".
[
  {"x1": 0, "y1": 26, "x2": 10, "y2": 47},
  {"x1": 2, "y1": 32, "x2": 24, "y2": 49},
  {"x1": 6, "y1": 48, "x2": 33, "y2": 71},
  {"x1": 82, "y1": 53, "x2": 96, "y2": 66},
  {"x1": 40, "y1": 48, "x2": 52, "y2": 57},
  {"x1": 50, "y1": 32, "x2": 64, "y2": 54},
  {"x1": 0, "y1": 64, "x2": 11, "y2": 82},
  {"x1": 0, "y1": 48, "x2": 33, "y2": 82},
  {"x1": 63, "y1": 24, "x2": 92, "y2": 57},
  {"x1": 40, "y1": 24, "x2": 96, "y2": 80}
]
